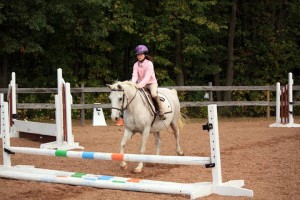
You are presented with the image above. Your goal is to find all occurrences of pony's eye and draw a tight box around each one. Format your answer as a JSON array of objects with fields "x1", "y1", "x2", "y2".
[{"x1": 119, "y1": 98, "x2": 123, "y2": 102}]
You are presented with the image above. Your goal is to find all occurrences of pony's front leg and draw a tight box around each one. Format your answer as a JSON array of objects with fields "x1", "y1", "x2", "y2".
[
  {"x1": 134, "y1": 127, "x2": 151, "y2": 173},
  {"x1": 120, "y1": 128, "x2": 133, "y2": 171}
]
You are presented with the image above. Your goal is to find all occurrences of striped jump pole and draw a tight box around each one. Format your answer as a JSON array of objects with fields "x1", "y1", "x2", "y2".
[
  {"x1": 5, "y1": 147, "x2": 211, "y2": 166},
  {"x1": 270, "y1": 72, "x2": 300, "y2": 128},
  {"x1": 0, "y1": 165, "x2": 218, "y2": 199},
  {"x1": 0, "y1": 102, "x2": 253, "y2": 199}
]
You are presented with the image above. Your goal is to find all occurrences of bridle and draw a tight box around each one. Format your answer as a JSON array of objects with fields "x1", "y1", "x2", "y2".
[{"x1": 110, "y1": 87, "x2": 138, "y2": 116}]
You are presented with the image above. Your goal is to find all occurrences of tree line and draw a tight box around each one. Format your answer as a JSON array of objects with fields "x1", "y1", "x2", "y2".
[{"x1": 0, "y1": 0, "x2": 299, "y2": 117}]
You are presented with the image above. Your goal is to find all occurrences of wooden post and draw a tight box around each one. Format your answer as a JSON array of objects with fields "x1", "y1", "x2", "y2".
[
  {"x1": 266, "y1": 90, "x2": 270, "y2": 120},
  {"x1": 80, "y1": 83, "x2": 85, "y2": 126},
  {"x1": 209, "y1": 82, "x2": 213, "y2": 101}
]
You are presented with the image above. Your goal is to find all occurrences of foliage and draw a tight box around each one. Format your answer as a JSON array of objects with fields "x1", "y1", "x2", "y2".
[{"x1": 1, "y1": 0, "x2": 300, "y2": 119}]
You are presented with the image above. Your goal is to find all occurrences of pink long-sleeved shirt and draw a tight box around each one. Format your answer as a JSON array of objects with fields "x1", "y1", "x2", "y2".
[{"x1": 131, "y1": 59, "x2": 157, "y2": 88}]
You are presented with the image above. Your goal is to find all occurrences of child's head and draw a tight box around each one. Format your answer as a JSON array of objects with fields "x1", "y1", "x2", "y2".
[
  {"x1": 135, "y1": 45, "x2": 153, "y2": 62},
  {"x1": 135, "y1": 45, "x2": 148, "y2": 55}
]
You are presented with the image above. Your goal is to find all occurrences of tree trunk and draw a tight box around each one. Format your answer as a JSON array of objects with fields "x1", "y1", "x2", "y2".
[
  {"x1": 123, "y1": 46, "x2": 131, "y2": 80},
  {"x1": 275, "y1": 0, "x2": 285, "y2": 34},
  {"x1": 212, "y1": 34, "x2": 221, "y2": 101},
  {"x1": 214, "y1": 73, "x2": 222, "y2": 101},
  {"x1": 0, "y1": 55, "x2": 8, "y2": 88},
  {"x1": 224, "y1": 0, "x2": 237, "y2": 101},
  {"x1": 175, "y1": 30, "x2": 184, "y2": 86}
]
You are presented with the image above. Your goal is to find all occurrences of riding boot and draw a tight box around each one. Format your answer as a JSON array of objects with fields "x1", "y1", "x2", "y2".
[{"x1": 154, "y1": 96, "x2": 166, "y2": 120}]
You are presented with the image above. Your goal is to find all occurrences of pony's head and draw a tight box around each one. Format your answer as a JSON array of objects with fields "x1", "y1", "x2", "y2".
[{"x1": 107, "y1": 81, "x2": 137, "y2": 121}]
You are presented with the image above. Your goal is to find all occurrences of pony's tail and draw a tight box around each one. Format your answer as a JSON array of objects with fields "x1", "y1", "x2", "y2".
[
  {"x1": 171, "y1": 89, "x2": 185, "y2": 130},
  {"x1": 178, "y1": 112, "x2": 187, "y2": 129},
  {"x1": 178, "y1": 111, "x2": 186, "y2": 130}
]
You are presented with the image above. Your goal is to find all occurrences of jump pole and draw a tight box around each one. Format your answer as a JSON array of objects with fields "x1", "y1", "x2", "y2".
[
  {"x1": 270, "y1": 72, "x2": 300, "y2": 128},
  {"x1": 4, "y1": 69, "x2": 83, "y2": 150},
  {"x1": 0, "y1": 103, "x2": 253, "y2": 199}
]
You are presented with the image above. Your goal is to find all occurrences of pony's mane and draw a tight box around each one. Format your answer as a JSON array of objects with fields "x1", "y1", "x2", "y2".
[
  {"x1": 122, "y1": 80, "x2": 137, "y2": 87},
  {"x1": 112, "y1": 80, "x2": 138, "y2": 89}
]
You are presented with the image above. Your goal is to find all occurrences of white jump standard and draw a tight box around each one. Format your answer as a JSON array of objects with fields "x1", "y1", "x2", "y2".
[
  {"x1": 270, "y1": 72, "x2": 300, "y2": 127},
  {"x1": 0, "y1": 103, "x2": 253, "y2": 199},
  {"x1": 5, "y1": 69, "x2": 83, "y2": 150}
]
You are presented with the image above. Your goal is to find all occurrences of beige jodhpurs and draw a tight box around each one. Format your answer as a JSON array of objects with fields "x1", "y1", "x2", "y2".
[{"x1": 144, "y1": 83, "x2": 158, "y2": 98}]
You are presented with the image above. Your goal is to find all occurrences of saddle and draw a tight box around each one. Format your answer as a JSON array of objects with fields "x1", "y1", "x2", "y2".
[{"x1": 140, "y1": 88, "x2": 172, "y2": 116}]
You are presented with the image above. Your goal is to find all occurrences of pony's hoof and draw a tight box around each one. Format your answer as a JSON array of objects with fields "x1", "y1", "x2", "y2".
[
  {"x1": 133, "y1": 168, "x2": 143, "y2": 173},
  {"x1": 177, "y1": 151, "x2": 184, "y2": 156},
  {"x1": 120, "y1": 164, "x2": 128, "y2": 171}
]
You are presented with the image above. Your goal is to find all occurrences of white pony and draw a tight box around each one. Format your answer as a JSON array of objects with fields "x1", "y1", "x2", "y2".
[{"x1": 107, "y1": 81, "x2": 184, "y2": 173}]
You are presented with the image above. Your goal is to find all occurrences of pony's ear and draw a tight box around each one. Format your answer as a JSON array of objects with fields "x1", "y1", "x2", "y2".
[
  {"x1": 106, "y1": 84, "x2": 112, "y2": 89},
  {"x1": 117, "y1": 84, "x2": 123, "y2": 90}
]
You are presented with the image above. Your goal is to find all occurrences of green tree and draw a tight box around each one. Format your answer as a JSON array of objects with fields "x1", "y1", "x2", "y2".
[{"x1": 0, "y1": 0, "x2": 53, "y2": 87}]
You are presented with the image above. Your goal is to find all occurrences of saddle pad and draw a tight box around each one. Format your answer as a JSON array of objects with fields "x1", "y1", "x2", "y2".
[{"x1": 158, "y1": 93, "x2": 172, "y2": 114}]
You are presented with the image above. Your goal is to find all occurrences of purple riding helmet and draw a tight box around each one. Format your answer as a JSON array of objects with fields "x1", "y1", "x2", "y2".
[{"x1": 134, "y1": 45, "x2": 148, "y2": 55}]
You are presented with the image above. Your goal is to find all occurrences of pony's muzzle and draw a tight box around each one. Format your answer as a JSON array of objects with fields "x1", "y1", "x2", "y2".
[{"x1": 110, "y1": 114, "x2": 120, "y2": 122}]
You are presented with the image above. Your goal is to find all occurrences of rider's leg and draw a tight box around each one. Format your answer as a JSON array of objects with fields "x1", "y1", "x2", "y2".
[{"x1": 147, "y1": 84, "x2": 166, "y2": 120}]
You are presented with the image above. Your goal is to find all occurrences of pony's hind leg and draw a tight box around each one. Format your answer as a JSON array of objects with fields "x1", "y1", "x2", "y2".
[
  {"x1": 134, "y1": 127, "x2": 151, "y2": 173},
  {"x1": 153, "y1": 132, "x2": 161, "y2": 155},
  {"x1": 119, "y1": 129, "x2": 133, "y2": 171},
  {"x1": 170, "y1": 122, "x2": 184, "y2": 156},
  {"x1": 144, "y1": 132, "x2": 161, "y2": 168}
]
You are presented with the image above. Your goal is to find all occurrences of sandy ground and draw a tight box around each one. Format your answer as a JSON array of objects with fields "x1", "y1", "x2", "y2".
[{"x1": 0, "y1": 117, "x2": 299, "y2": 200}]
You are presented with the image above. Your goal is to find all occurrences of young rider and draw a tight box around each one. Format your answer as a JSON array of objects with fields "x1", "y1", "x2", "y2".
[{"x1": 131, "y1": 45, "x2": 166, "y2": 120}]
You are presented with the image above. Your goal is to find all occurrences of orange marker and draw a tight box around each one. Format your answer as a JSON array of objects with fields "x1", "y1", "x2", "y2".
[
  {"x1": 111, "y1": 153, "x2": 124, "y2": 161},
  {"x1": 116, "y1": 118, "x2": 124, "y2": 126}
]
